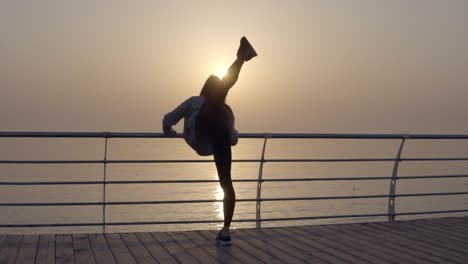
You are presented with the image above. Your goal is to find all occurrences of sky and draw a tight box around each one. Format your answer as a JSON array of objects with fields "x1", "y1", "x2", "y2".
[{"x1": 1, "y1": 0, "x2": 468, "y2": 134}]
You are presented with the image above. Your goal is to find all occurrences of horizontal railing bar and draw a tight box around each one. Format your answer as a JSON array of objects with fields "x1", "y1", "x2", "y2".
[
  {"x1": 105, "y1": 177, "x2": 391, "y2": 183},
  {"x1": 0, "y1": 223, "x2": 104, "y2": 228},
  {"x1": 396, "y1": 192, "x2": 468, "y2": 197},
  {"x1": 2, "y1": 192, "x2": 467, "y2": 206},
  {"x1": 259, "y1": 192, "x2": 468, "y2": 200},
  {"x1": 0, "y1": 177, "x2": 393, "y2": 185},
  {"x1": 397, "y1": 174, "x2": 468, "y2": 179},
  {"x1": 2, "y1": 210, "x2": 467, "y2": 227},
  {"x1": 3, "y1": 157, "x2": 468, "y2": 164},
  {"x1": 2, "y1": 131, "x2": 468, "y2": 139},
  {"x1": 269, "y1": 159, "x2": 395, "y2": 162},
  {"x1": 2, "y1": 175, "x2": 468, "y2": 185},
  {"x1": 266, "y1": 177, "x2": 391, "y2": 181},
  {"x1": 0, "y1": 202, "x2": 103, "y2": 206},
  {"x1": 401, "y1": 158, "x2": 468, "y2": 161},
  {"x1": 0, "y1": 181, "x2": 100, "y2": 185},
  {"x1": 0, "y1": 158, "x2": 398, "y2": 164},
  {"x1": 396, "y1": 209, "x2": 468, "y2": 216},
  {"x1": 0, "y1": 160, "x2": 103, "y2": 164},
  {"x1": 0, "y1": 180, "x2": 255, "y2": 185},
  {"x1": 105, "y1": 215, "x2": 391, "y2": 226}
]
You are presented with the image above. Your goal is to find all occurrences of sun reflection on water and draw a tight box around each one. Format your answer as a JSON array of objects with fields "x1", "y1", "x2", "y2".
[{"x1": 214, "y1": 182, "x2": 224, "y2": 227}]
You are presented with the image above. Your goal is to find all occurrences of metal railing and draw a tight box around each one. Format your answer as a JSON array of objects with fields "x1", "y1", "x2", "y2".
[{"x1": 1, "y1": 132, "x2": 468, "y2": 232}]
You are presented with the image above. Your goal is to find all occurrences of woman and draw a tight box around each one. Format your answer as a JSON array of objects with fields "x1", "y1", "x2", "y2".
[{"x1": 162, "y1": 37, "x2": 257, "y2": 245}]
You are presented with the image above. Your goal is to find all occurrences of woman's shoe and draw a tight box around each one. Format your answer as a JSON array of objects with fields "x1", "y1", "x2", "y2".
[
  {"x1": 216, "y1": 231, "x2": 232, "y2": 246},
  {"x1": 237, "y1": 36, "x2": 257, "y2": 62}
]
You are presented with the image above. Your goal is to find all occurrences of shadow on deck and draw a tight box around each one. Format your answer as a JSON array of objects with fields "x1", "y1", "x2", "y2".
[{"x1": 1, "y1": 217, "x2": 467, "y2": 264}]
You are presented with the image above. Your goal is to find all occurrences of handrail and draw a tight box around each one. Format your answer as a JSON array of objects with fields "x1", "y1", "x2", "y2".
[
  {"x1": 2, "y1": 131, "x2": 468, "y2": 139},
  {"x1": 2, "y1": 175, "x2": 468, "y2": 185},
  {"x1": 4, "y1": 157, "x2": 468, "y2": 164},
  {"x1": 2, "y1": 210, "x2": 468, "y2": 228},
  {"x1": 1, "y1": 192, "x2": 467, "y2": 207},
  {"x1": 0, "y1": 158, "x2": 399, "y2": 164},
  {"x1": 1, "y1": 131, "x2": 468, "y2": 232}
]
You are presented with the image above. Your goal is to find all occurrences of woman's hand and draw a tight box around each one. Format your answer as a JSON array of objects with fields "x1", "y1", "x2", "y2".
[{"x1": 163, "y1": 125, "x2": 177, "y2": 137}]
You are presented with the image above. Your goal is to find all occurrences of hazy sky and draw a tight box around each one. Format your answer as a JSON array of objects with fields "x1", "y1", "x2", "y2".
[{"x1": 1, "y1": 0, "x2": 468, "y2": 133}]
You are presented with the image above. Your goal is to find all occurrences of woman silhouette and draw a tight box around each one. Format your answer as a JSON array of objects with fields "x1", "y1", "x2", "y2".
[{"x1": 163, "y1": 37, "x2": 257, "y2": 245}]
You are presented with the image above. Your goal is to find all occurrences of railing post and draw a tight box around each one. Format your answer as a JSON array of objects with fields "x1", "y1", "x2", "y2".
[
  {"x1": 256, "y1": 134, "x2": 270, "y2": 229},
  {"x1": 388, "y1": 137, "x2": 407, "y2": 222},
  {"x1": 102, "y1": 134, "x2": 109, "y2": 233}
]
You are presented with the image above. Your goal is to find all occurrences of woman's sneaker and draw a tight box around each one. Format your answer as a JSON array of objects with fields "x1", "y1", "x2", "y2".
[
  {"x1": 216, "y1": 232, "x2": 232, "y2": 246},
  {"x1": 237, "y1": 36, "x2": 257, "y2": 62}
]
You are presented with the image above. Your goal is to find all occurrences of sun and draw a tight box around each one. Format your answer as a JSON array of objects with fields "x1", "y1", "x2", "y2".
[{"x1": 216, "y1": 67, "x2": 228, "y2": 79}]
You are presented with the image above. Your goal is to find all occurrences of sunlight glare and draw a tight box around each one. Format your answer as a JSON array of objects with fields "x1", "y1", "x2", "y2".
[
  {"x1": 214, "y1": 184, "x2": 224, "y2": 227},
  {"x1": 216, "y1": 67, "x2": 228, "y2": 79},
  {"x1": 216, "y1": 185, "x2": 224, "y2": 200}
]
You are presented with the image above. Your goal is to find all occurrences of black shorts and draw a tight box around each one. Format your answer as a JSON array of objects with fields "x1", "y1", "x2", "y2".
[{"x1": 197, "y1": 102, "x2": 230, "y2": 145}]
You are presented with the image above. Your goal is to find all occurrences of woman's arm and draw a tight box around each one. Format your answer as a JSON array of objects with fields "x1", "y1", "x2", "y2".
[{"x1": 162, "y1": 97, "x2": 193, "y2": 136}]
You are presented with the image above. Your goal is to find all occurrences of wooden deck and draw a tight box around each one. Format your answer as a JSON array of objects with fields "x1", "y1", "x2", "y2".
[{"x1": 0, "y1": 217, "x2": 467, "y2": 264}]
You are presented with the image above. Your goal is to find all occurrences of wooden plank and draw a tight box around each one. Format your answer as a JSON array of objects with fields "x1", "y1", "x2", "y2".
[
  {"x1": 104, "y1": 234, "x2": 136, "y2": 264},
  {"x1": 371, "y1": 222, "x2": 468, "y2": 260},
  {"x1": 235, "y1": 229, "x2": 307, "y2": 264},
  {"x1": 55, "y1": 234, "x2": 75, "y2": 264},
  {"x1": 401, "y1": 221, "x2": 468, "y2": 252},
  {"x1": 405, "y1": 222, "x2": 468, "y2": 254},
  {"x1": 135, "y1": 232, "x2": 178, "y2": 264},
  {"x1": 207, "y1": 229, "x2": 283, "y2": 264},
  {"x1": 359, "y1": 222, "x2": 466, "y2": 264},
  {"x1": 73, "y1": 234, "x2": 97, "y2": 264},
  {"x1": 325, "y1": 224, "x2": 437, "y2": 264},
  {"x1": 120, "y1": 233, "x2": 157, "y2": 264},
  {"x1": 151, "y1": 232, "x2": 198, "y2": 264},
  {"x1": 416, "y1": 219, "x2": 468, "y2": 239},
  {"x1": 266, "y1": 228, "x2": 350, "y2": 264},
  {"x1": 197, "y1": 230, "x2": 263, "y2": 264},
  {"x1": 436, "y1": 218, "x2": 468, "y2": 233},
  {"x1": 0, "y1": 235, "x2": 23, "y2": 264},
  {"x1": 0, "y1": 235, "x2": 6, "y2": 251},
  {"x1": 14, "y1": 235, "x2": 39, "y2": 264},
  {"x1": 423, "y1": 218, "x2": 468, "y2": 235},
  {"x1": 296, "y1": 225, "x2": 392, "y2": 264},
  {"x1": 340, "y1": 222, "x2": 455, "y2": 264},
  {"x1": 451, "y1": 217, "x2": 468, "y2": 224},
  {"x1": 411, "y1": 219, "x2": 468, "y2": 238},
  {"x1": 260, "y1": 227, "x2": 335, "y2": 264},
  {"x1": 4, "y1": 218, "x2": 466, "y2": 264},
  {"x1": 428, "y1": 217, "x2": 468, "y2": 225},
  {"x1": 310, "y1": 225, "x2": 421, "y2": 264},
  {"x1": 183, "y1": 231, "x2": 242, "y2": 264},
  {"x1": 290, "y1": 226, "x2": 389, "y2": 264},
  {"x1": 277, "y1": 227, "x2": 371, "y2": 264},
  {"x1": 290, "y1": 225, "x2": 376, "y2": 264},
  {"x1": 440, "y1": 217, "x2": 468, "y2": 224},
  {"x1": 35, "y1": 235, "x2": 55, "y2": 264},
  {"x1": 88, "y1": 234, "x2": 116, "y2": 264},
  {"x1": 166, "y1": 231, "x2": 217, "y2": 264},
  {"x1": 433, "y1": 217, "x2": 468, "y2": 227}
]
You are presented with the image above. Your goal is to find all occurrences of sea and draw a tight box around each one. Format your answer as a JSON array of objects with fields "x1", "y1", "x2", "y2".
[{"x1": 1, "y1": 136, "x2": 467, "y2": 234}]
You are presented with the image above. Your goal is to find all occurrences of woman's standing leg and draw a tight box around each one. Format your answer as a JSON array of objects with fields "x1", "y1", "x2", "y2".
[{"x1": 212, "y1": 142, "x2": 236, "y2": 228}]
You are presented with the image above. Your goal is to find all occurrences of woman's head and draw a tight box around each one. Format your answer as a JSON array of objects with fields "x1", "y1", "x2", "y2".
[{"x1": 200, "y1": 75, "x2": 225, "y2": 104}]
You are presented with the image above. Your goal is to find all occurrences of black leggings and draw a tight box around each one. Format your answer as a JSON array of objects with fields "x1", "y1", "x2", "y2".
[
  {"x1": 197, "y1": 104, "x2": 236, "y2": 227},
  {"x1": 213, "y1": 142, "x2": 236, "y2": 227}
]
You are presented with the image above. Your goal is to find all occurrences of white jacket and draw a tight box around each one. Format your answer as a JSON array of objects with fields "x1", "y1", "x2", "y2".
[{"x1": 162, "y1": 96, "x2": 238, "y2": 156}]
